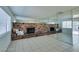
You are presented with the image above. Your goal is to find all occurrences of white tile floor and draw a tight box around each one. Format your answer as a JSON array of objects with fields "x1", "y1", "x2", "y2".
[
  {"x1": 56, "y1": 33, "x2": 72, "y2": 45},
  {"x1": 6, "y1": 33, "x2": 74, "y2": 52}
]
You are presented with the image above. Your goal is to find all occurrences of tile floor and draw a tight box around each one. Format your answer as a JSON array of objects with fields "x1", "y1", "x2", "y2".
[
  {"x1": 56, "y1": 33, "x2": 72, "y2": 45},
  {"x1": 6, "y1": 33, "x2": 74, "y2": 52}
]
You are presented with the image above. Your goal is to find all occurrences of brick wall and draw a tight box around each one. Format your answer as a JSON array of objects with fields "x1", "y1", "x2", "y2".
[{"x1": 12, "y1": 23, "x2": 58, "y2": 40}]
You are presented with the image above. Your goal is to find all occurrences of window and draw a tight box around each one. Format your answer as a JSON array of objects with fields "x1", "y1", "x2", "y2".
[
  {"x1": 0, "y1": 8, "x2": 11, "y2": 35},
  {"x1": 73, "y1": 14, "x2": 79, "y2": 18},
  {"x1": 62, "y1": 21, "x2": 72, "y2": 28}
]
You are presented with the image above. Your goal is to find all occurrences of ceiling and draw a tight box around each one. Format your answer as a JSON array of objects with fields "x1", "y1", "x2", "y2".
[{"x1": 9, "y1": 6, "x2": 77, "y2": 19}]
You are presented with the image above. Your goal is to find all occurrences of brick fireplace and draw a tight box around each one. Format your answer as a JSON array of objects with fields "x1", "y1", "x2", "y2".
[
  {"x1": 50, "y1": 27, "x2": 56, "y2": 32},
  {"x1": 27, "y1": 27, "x2": 35, "y2": 34},
  {"x1": 12, "y1": 23, "x2": 60, "y2": 40}
]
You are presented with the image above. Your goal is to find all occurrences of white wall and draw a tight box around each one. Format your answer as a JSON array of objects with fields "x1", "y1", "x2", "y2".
[
  {"x1": 16, "y1": 16, "x2": 39, "y2": 23},
  {"x1": 16, "y1": 16, "x2": 49, "y2": 23},
  {"x1": 0, "y1": 7, "x2": 14, "y2": 52}
]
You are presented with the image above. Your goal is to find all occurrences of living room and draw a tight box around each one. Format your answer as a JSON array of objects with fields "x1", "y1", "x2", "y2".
[{"x1": 0, "y1": 6, "x2": 79, "y2": 52}]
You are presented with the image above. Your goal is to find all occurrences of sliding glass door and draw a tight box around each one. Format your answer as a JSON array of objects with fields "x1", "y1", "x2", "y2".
[
  {"x1": 72, "y1": 8, "x2": 79, "y2": 51},
  {"x1": 0, "y1": 8, "x2": 11, "y2": 36},
  {"x1": 57, "y1": 11, "x2": 73, "y2": 45}
]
